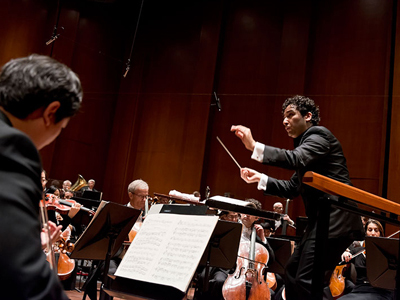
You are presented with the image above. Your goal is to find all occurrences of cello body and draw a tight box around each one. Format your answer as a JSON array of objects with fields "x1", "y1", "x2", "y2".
[{"x1": 222, "y1": 228, "x2": 270, "y2": 300}]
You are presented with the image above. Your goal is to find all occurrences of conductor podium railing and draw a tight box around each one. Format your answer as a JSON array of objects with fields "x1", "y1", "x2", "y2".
[{"x1": 303, "y1": 171, "x2": 400, "y2": 299}]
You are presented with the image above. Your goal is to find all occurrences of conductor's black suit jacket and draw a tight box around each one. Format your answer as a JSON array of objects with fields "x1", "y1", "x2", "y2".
[
  {"x1": 0, "y1": 111, "x2": 68, "y2": 299},
  {"x1": 262, "y1": 126, "x2": 363, "y2": 239}
]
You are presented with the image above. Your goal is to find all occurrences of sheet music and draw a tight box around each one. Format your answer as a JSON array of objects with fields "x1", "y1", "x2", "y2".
[
  {"x1": 209, "y1": 195, "x2": 253, "y2": 207},
  {"x1": 115, "y1": 213, "x2": 219, "y2": 292}
]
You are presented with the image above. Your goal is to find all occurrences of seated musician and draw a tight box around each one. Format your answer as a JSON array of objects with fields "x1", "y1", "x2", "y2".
[
  {"x1": 328, "y1": 219, "x2": 392, "y2": 300},
  {"x1": 81, "y1": 179, "x2": 99, "y2": 192},
  {"x1": 241, "y1": 199, "x2": 275, "y2": 263},
  {"x1": 42, "y1": 170, "x2": 83, "y2": 290},
  {"x1": 272, "y1": 202, "x2": 295, "y2": 235},
  {"x1": 261, "y1": 221, "x2": 275, "y2": 238},
  {"x1": 83, "y1": 179, "x2": 150, "y2": 300},
  {"x1": 325, "y1": 219, "x2": 392, "y2": 300},
  {"x1": 0, "y1": 54, "x2": 82, "y2": 299}
]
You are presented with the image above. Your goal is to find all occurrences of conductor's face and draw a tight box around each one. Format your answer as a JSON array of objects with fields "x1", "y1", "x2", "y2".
[
  {"x1": 129, "y1": 187, "x2": 149, "y2": 210},
  {"x1": 283, "y1": 105, "x2": 312, "y2": 138}
]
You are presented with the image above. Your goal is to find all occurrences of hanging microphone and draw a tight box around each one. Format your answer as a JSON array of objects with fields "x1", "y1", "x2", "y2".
[
  {"x1": 213, "y1": 92, "x2": 222, "y2": 111},
  {"x1": 46, "y1": 34, "x2": 60, "y2": 46},
  {"x1": 123, "y1": 59, "x2": 131, "y2": 78}
]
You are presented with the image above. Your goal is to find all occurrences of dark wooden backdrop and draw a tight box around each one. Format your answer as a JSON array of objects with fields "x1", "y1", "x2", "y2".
[{"x1": 1, "y1": 0, "x2": 400, "y2": 229}]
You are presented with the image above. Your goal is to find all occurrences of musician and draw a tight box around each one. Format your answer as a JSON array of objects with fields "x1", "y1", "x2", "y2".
[
  {"x1": 0, "y1": 54, "x2": 82, "y2": 299},
  {"x1": 231, "y1": 95, "x2": 363, "y2": 300},
  {"x1": 62, "y1": 180, "x2": 72, "y2": 191},
  {"x1": 241, "y1": 199, "x2": 275, "y2": 264},
  {"x1": 84, "y1": 179, "x2": 149, "y2": 300},
  {"x1": 81, "y1": 179, "x2": 99, "y2": 192},
  {"x1": 337, "y1": 219, "x2": 392, "y2": 300},
  {"x1": 219, "y1": 210, "x2": 239, "y2": 222},
  {"x1": 260, "y1": 221, "x2": 274, "y2": 238},
  {"x1": 272, "y1": 202, "x2": 295, "y2": 234}
]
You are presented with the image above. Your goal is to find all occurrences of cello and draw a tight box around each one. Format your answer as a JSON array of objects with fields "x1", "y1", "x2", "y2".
[{"x1": 222, "y1": 226, "x2": 271, "y2": 300}]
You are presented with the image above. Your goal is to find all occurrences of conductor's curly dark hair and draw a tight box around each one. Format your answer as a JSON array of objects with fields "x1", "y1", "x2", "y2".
[{"x1": 282, "y1": 95, "x2": 320, "y2": 126}]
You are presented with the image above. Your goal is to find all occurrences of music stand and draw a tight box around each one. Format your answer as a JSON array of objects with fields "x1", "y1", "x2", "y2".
[
  {"x1": 198, "y1": 219, "x2": 242, "y2": 293},
  {"x1": 266, "y1": 237, "x2": 292, "y2": 277},
  {"x1": 70, "y1": 201, "x2": 141, "y2": 300},
  {"x1": 366, "y1": 236, "x2": 398, "y2": 290},
  {"x1": 82, "y1": 190, "x2": 102, "y2": 200}
]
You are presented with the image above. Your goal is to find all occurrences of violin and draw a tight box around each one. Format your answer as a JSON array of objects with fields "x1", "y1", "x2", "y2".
[
  {"x1": 222, "y1": 226, "x2": 271, "y2": 300},
  {"x1": 329, "y1": 247, "x2": 365, "y2": 298},
  {"x1": 45, "y1": 193, "x2": 95, "y2": 216}
]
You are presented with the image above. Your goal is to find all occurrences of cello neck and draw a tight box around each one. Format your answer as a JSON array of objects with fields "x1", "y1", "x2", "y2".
[
  {"x1": 281, "y1": 199, "x2": 290, "y2": 235},
  {"x1": 248, "y1": 226, "x2": 257, "y2": 268}
]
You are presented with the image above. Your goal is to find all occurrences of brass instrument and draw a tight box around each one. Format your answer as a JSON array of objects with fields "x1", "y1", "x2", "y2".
[{"x1": 70, "y1": 174, "x2": 88, "y2": 191}]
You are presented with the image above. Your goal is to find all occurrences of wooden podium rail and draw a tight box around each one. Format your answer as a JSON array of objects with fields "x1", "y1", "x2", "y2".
[
  {"x1": 303, "y1": 171, "x2": 400, "y2": 219},
  {"x1": 302, "y1": 171, "x2": 400, "y2": 300}
]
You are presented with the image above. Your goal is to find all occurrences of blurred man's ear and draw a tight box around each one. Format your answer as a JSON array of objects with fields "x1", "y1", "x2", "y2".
[{"x1": 42, "y1": 101, "x2": 61, "y2": 126}]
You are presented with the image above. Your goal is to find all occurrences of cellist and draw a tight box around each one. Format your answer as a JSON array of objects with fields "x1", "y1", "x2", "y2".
[
  {"x1": 222, "y1": 198, "x2": 275, "y2": 300},
  {"x1": 240, "y1": 199, "x2": 275, "y2": 264}
]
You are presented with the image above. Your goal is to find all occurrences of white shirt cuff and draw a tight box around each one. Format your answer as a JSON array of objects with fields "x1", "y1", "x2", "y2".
[
  {"x1": 257, "y1": 173, "x2": 268, "y2": 191},
  {"x1": 251, "y1": 142, "x2": 265, "y2": 162}
]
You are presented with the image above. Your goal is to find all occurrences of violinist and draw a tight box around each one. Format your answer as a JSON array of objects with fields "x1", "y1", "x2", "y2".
[
  {"x1": 231, "y1": 95, "x2": 363, "y2": 300},
  {"x1": 42, "y1": 171, "x2": 83, "y2": 232},
  {"x1": 335, "y1": 219, "x2": 392, "y2": 300},
  {"x1": 0, "y1": 54, "x2": 82, "y2": 299}
]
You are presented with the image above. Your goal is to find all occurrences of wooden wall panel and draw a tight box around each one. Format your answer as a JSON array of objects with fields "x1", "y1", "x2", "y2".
[
  {"x1": 0, "y1": 0, "x2": 55, "y2": 65},
  {"x1": 304, "y1": 0, "x2": 393, "y2": 197},
  {"x1": 41, "y1": 1, "x2": 135, "y2": 191},
  {"x1": 102, "y1": 0, "x2": 223, "y2": 204},
  {"x1": 387, "y1": 0, "x2": 400, "y2": 205}
]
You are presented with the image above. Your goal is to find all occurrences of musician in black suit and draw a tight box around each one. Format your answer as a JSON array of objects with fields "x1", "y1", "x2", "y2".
[
  {"x1": 81, "y1": 179, "x2": 99, "y2": 193},
  {"x1": 0, "y1": 55, "x2": 82, "y2": 299},
  {"x1": 231, "y1": 95, "x2": 363, "y2": 300}
]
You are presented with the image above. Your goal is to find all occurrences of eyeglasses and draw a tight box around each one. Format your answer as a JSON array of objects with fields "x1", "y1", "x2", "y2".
[{"x1": 133, "y1": 193, "x2": 149, "y2": 200}]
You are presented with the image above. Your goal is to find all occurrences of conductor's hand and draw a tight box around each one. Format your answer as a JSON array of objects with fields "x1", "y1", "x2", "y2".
[
  {"x1": 241, "y1": 167, "x2": 262, "y2": 184},
  {"x1": 231, "y1": 125, "x2": 256, "y2": 151}
]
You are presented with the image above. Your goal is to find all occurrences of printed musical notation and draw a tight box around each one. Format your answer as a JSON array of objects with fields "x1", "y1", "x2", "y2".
[{"x1": 115, "y1": 213, "x2": 218, "y2": 292}]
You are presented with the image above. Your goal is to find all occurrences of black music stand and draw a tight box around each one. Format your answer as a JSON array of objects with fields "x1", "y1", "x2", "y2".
[
  {"x1": 82, "y1": 190, "x2": 102, "y2": 201},
  {"x1": 366, "y1": 236, "x2": 398, "y2": 290},
  {"x1": 198, "y1": 220, "x2": 242, "y2": 293},
  {"x1": 70, "y1": 201, "x2": 141, "y2": 300},
  {"x1": 266, "y1": 237, "x2": 292, "y2": 277}
]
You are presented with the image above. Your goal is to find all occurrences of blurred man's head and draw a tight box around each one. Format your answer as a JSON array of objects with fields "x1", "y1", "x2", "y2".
[
  {"x1": 0, "y1": 55, "x2": 82, "y2": 149},
  {"x1": 88, "y1": 179, "x2": 95, "y2": 189}
]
